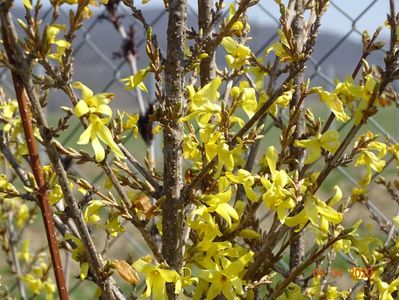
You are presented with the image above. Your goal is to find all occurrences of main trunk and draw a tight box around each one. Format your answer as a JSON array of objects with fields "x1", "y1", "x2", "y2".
[{"x1": 162, "y1": 0, "x2": 187, "y2": 293}]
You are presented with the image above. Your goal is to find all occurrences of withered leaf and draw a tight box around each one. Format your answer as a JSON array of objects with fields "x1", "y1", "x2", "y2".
[
  {"x1": 113, "y1": 260, "x2": 139, "y2": 285},
  {"x1": 132, "y1": 193, "x2": 154, "y2": 219}
]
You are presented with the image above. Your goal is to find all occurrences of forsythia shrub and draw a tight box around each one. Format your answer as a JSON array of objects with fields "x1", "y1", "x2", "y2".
[{"x1": 0, "y1": 0, "x2": 398, "y2": 299}]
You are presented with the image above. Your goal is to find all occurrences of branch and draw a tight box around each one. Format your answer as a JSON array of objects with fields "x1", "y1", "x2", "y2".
[
  {"x1": 244, "y1": 1, "x2": 330, "y2": 283},
  {"x1": 0, "y1": 6, "x2": 68, "y2": 299},
  {"x1": 198, "y1": 0, "x2": 216, "y2": 86},
  {"x1": 268, "y1": 231, "x2": 349, "y2": 299},
  {"x1": 0, "y1": 137, "x2": 72, "y2": 238},
  {"x1": 104, "y1": 2, "x2": 146, "y2": 115},
  {"x1": 184, "y1": 70, "x2": 299, "y2": 200},
  {"x1": 208, "y1": 0, "x2": 254, "y2": 52},
  {"x1": 119, "y1": 144, "x2": 161, "y2": 194},
  {"x1": 101, "y1": 161, "x2": 164, "y2": 264},
  {"x1": 7, "y1": 212, "x2": 26, "y2": 299},
  {"x1": 322, "y1": 26, "x2": 383, "y2": 134},
  {"x1": 161, "y1": 0, "x2": 187, "y2": 298},
  {"x1": 0, "y1": 137, "x2": 28, "y2": 184},
  {"x1": 287, "y1": 0, "x2": 306, "y2": 280},
  {"x1": 0, "y1": 7, "x2": 125, "y2": 299}
]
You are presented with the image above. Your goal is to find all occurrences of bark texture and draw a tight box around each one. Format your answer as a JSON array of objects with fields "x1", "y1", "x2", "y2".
[
  {"x1": 288, "y1": 0, "x2": 306, "y2": 283},
  {"x1": 198, "y1": 0, "x2": 215, "y2": 86},
  {"x1": 162, "y1": 0, "x2": 187, "y2": 284}
]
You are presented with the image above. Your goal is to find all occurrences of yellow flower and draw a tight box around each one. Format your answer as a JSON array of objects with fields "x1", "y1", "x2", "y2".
[
  {"x1": 22, "y1": 0, "x2": 32, "y2": 9},
  {"x1": 227, "y1": 3, "x2": 250, "y2": 36},
  {"x1": 333, "y1": 77, "x2": 363, "y2": 104},
  {"x1": 121, "y1": 67, "x2": 150, "y2": 93},
  {"x1": 61, "y1": 0, "x2": 108, "y2": 3},
  {"x1": 64, "y1": 234, "x2": 91, "y2": 279},
  {"x1": 375, "y1": 278, "x2": 399, "y2": 300},
  {"x1": 333, "y1": 238, "x2": 351, "y2": 253},
  {"x1": 59, "y1": 1, "x2": 108, "y2": 18},
  {"x1": 260, "y1": 146, "x2": 295, "y2": 221},
  {"x1": 73, "y1": 82, "x2": 124, "y2": 162},
  {"x1": 194, "y1": 252, "x2": 253, "y2": 300},
  {"x1": 388, "y1": 143, "x2": 399, "y2": 173},
  {"x1": 226, "y1": 169, "x2": 259, "y2": 201},
  {"x1": 278, "y1": 283, "x2": 306, "y2": 300},
  {"x1": 317, "y1": 88, "x2": 350, "y2": 122},
  {"x1": 355, "y1": 149, "x2": 386, "y2": 185},
  {"x1": 46, "y1": 24, "x2": 71, "y2": 63},
  {"x1": 0, "y1": 174, "x2": 19, "y2": 197},
  {"x1": 202, "y1": 189, "x2": 238, "y2": 228},
  {"x1": 16, "y1": 204, "x2": 29, "y2": 228},
  {"x1": 294, "y1": 130, "x2": 340, "y2": 164},
  {"x1": 183, "y1": 135, "x2": 201, "y2": 161},
  {"x1": 133, "y1": 256, "x2": 181, "y2": 300},
  {"x1": 0, "y1": 100, "x2": 18, "y2": 131},
  {"x1": 106, "y1": 216, "x2": 125, "y2": 237},
  {"x1": 189, "y1": 205, "x2": 223, "y2": 242},
  {"x1": 83, "y1": 200, "x2": 108, "y2": 223},
  {"x1": 267, "y1": 30, "x2": 293, "y2": 62},
  {"x1": 202, "y1": 131, "x2": 234, "y2": 175},
  {"x1": 18, "y1": 240, "x2": 32, "y2": 263},
  {"x1": 124, "y1": 113, "x2": 139, "y2": 138},
  {"x1": 230, "y1": 81, "x2": 257, "y2": 118},
  {"x1": 263, "y1": 89, "x2": 293, "y2": 117},
  {"x1": 21, "y1": 274, "x2": 42, "y2": 294},
  {"x1": 48, "y1": 184, "x2": 63, "y2": 205},
  {"x1": 78, "y1": 114, "x2": 125, "y2": 162},
  {"x1": 182, "y1": 77, "x2": 222, "y2": 126},
  {"x1": 221, "y1": 37, "x2": 251, "y2": 69},
  {"x1": 354, "y1": 132, "x2": 387, "y2": 185},
  {"x1": 73, "y1": 82, "x2": 113, "y2": 119},
  {"x1": 284, "y1": 194, "x2": 342, "y2": 232},
  {"x1": 0, "y1": 99, "x2": 18, "y2": 119},
  {"x1": 354, "y1": 74, "x2": 378, "y2": 125}
]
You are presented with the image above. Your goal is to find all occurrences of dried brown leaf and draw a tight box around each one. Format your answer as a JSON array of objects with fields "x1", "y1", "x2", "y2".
[{"x1": 113, "y1": 260, "x2": 139, "y2": 285}]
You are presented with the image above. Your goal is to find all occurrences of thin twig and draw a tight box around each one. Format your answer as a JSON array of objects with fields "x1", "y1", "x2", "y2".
[
  {"x1": 268, "y1": 231, "x2": 349, "y2": 299},
  {"x1": 101, "y1": 161, "x2": 165, "y2": 263},
  {"x1": 322, "y1": 26, "x2": 383, "y2": 134},
  {"x1": 119, "y1": 144, "x2": 161, "y2": 193},
  {"x1": 7, "y1": 211, "x2": 26, "y2": 299}
]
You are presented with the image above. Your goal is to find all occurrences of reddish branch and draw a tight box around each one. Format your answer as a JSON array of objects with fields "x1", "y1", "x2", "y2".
[{"x1": 0, "y1": 5, "x2": 68, "y2": 300}]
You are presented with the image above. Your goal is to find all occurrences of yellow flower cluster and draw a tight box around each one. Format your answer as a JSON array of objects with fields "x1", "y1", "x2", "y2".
[{"x1": 73, "y1": 82, "x2": 125, "y2": 162}]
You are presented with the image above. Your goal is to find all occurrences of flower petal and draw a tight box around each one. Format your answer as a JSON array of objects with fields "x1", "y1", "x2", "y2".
[
  {"x1": 152, "y1": 277, "x2": 167, "y2": 300},
  {"x1": 320, "y1": 130, "x2": 339, "y2": 153},
  {"x1": 72, "y1": 81, "x2": 94, "y2": 101},
  {"x1": 74, "y1": 100, "x2": 89, "y2": 117},
  {"x1": 215, "y1": 203, "x2": 238, "y2": 227},
  {"x1": 92, "y1": 136, "x2": 105, "y2": 162},
  {"x1": 96, "y1": 123, "x2": 125, "y2": 159},
  {"x1": 95, "y1": 104, "x2": 113, "y2": 118},
  {"x1": 305, "y1": 143, "x2": 321, "y2": 164},
  {"x1": 77, "y1": 124, "x2": 93, "y2": 145}
]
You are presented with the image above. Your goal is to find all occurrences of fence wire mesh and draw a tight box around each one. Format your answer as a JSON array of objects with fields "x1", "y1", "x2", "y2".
[{"x1": 3, "y1": 0, "x2": 399, "y2": 294}]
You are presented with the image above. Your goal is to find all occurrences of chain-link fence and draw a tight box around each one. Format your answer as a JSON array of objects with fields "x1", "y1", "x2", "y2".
[{"x1": 4, "y1": 0, "x2": 399, "y2": 294}]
